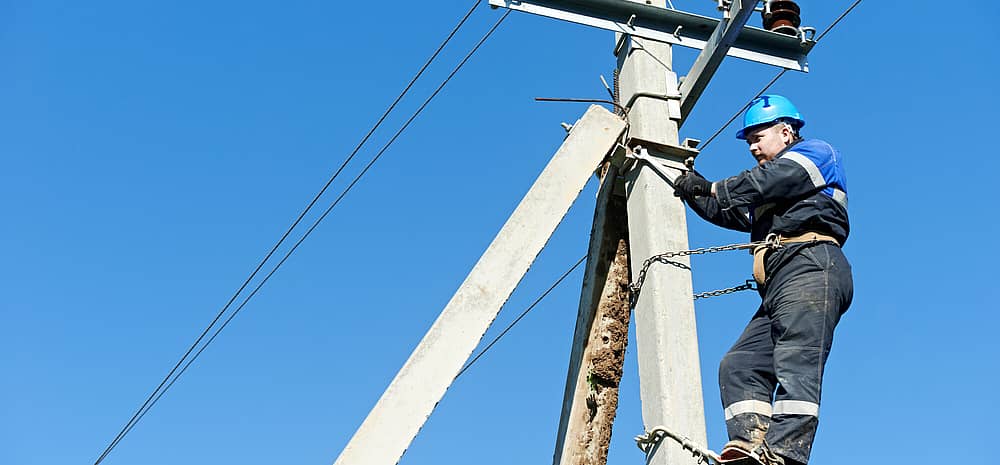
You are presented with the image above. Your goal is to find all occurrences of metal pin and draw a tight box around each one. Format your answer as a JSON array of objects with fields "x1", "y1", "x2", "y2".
[{"x1": 599, "y1": 75, "x2": 615, "y2": 100}]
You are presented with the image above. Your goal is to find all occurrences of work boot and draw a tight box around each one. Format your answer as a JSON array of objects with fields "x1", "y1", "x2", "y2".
[
  {"x1": 717, "y1": 440, "x2": 786, "y2": 465},
  {"x1": 717, "y1": 440, "x2": 763, "y2": 464}
]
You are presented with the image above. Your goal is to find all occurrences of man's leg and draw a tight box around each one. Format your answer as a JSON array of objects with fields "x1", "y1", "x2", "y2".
[
  {"x1": 719, "y1": 306, "x2": 777, "y2": 447},
  {"x1": 765, "y1": 244, "x2": 853, "y2": 465}
]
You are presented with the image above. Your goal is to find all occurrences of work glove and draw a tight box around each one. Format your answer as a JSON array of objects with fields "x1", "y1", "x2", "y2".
[{"x1": 673, "y1": 171, "x2": 713, "y2": 198}]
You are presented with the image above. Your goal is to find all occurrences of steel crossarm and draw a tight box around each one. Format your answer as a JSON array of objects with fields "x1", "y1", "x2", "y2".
[{"x1": 488, "y1": 0, "x2": 814, "y2": 71}]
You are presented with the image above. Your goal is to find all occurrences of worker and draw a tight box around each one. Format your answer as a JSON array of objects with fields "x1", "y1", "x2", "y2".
[{"x1": 671, "y1": 94, "x2": 853, "y2": 465}]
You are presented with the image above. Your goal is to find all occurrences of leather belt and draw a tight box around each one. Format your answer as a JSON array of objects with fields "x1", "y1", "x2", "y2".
[{"x1": 752, "y1": 232, "x2": 841, "y2": 285}]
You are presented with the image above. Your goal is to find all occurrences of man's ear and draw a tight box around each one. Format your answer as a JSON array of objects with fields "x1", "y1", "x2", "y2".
[{"x1": 781, "y1": 125, "x2": 794, "y2": 143}]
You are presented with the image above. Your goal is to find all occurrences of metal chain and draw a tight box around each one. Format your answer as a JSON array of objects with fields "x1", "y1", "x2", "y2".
[
  {"x1": 693, "y1": 279, "x2": 757, "y2": 300},
  {"x1": 629, "y1": 241, "x2": 763, "y2": 299}
]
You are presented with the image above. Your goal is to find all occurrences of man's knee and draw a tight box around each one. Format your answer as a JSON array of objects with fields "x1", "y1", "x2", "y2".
[{"x1": 719, "y1": 350, "x2": 773, "y2": 394}]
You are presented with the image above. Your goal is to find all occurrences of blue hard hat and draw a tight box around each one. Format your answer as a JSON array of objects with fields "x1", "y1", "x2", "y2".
[{"x1": 736, "y1": 94, "x2": 805, "y2": 140}]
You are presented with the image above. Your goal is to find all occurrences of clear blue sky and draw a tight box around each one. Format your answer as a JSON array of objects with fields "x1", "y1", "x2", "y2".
[{"x1": 3, "y1": 1, "x2": 998, "y2": 464}]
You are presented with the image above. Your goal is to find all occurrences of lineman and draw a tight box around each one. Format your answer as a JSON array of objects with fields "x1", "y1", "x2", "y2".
[{"x1": 672, "y1": 95, "x2": 853, "y2": 465}]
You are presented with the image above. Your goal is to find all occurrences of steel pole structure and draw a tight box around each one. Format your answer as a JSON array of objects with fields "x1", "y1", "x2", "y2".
[{"x1": 618, "y1": 1, "x2": 707, "y2": 464}]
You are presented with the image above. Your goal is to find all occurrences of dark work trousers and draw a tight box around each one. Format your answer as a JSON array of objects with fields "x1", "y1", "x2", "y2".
[{"x1": 718, "y1": 242, "x2": 853, "y2": 465}]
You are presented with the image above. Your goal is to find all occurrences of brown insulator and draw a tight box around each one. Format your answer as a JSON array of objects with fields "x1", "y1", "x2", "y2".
[{"x1": 762, "y1": 0, "x2": 801, "y2": 36}]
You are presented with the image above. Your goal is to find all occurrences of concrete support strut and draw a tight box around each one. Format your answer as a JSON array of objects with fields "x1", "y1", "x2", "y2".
[
  {"x1": 552, "y1": 164, "x2": 632, "y2": 465},
  {"x1": 333, "y1": 105, "x2": 626, "y2": 465}
]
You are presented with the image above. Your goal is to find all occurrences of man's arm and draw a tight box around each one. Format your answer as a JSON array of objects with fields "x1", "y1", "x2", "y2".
[
  {"x1": 685, "y1": 195, "x2": 752, "y2": 232},
  {"x1": 673, "y1": 170, "x2": 752, "y2": 232},
  {"x1": 714, "y1": 143, "x2": 841, "y2": 210}
]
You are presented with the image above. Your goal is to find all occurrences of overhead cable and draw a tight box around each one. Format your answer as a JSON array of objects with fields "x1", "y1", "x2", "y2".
[
  {"x1": 456, "y1": 0, "x2": 866, "y2": 373},
  {"x1": 92, "y1": 2, "x2": 492, "y2": 464},
  {"x1": 119, "y1": 10, "x2": 513, "y2": 444},
  {"x1": 700, "y1": 0, "x2": 864, "y2": 151},
  {"x1": 456, "y1": 254, "x2": 587, "y2": 379}
]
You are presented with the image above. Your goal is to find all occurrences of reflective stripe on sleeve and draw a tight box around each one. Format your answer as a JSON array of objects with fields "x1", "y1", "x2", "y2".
[
  {"x1": 782, "y1": 152, "x2": 825, "y2": 188},
  {"x1": 772, "y1": 400, "x2": 819, "y2": 417},
  {"x1": 831, "y1": 188, "x2": 848, "y2": 209},
  {"x1": 724, "y1": 400, "x2": 772, "y2": 420}
]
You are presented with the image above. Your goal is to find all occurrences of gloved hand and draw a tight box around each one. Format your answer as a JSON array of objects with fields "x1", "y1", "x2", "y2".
[{"x1": 673, "y1": 171, "x2": 714, "y2": 198}]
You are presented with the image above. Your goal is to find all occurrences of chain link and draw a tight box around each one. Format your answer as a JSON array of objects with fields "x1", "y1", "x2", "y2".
[
  {"x1": 693, "y1": 280, "x2": 758, "y2": 300},
  {"x1": 629, "y1": 241, "x2": 764, "y2": 303}
]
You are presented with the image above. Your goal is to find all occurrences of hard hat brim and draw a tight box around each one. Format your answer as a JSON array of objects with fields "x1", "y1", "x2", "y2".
[{"x1": 735, "y1": 119, "x2": 804, "y2": 140}]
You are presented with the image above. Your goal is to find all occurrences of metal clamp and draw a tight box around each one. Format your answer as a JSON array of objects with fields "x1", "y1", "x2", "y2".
[
  {"x1": 614, "y1": 31, "x2": 630, "y2": 56},
  {"x1": 635, "y1": 425, "x2": 720, "y2": 464},
  {"x1": 623, "y1": 91, "x2": 682, "y2": 111},
  {"x1": 798, "y1": 26, "x2": 817, "y2": 45},
  {"x1": 624, "y1": 145, "x2": 686, "y2": 185}
]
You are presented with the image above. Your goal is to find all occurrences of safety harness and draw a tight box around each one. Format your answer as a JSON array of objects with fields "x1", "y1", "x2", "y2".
[{"x1": 751, "y1": 231, "x2": 840, "y2": 285}]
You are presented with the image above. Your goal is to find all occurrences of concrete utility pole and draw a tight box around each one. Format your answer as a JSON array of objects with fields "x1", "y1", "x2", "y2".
[
  {"x1": 552, "y1": 3, "x2": 705, "y2": 464},
  {"x1": 617, "y1": 3, "x2": 707, "y2": 465},
  {"x1": 334, "y1": 1, "x2": 814, "y2": 464}
]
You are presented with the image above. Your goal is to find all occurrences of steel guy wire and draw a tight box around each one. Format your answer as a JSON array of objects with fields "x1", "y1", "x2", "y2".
[
  {"x1": 699, "y1": 0, "x2": 864, "y2": 151},
  {"x1": 92, "y1": 3, "x2": 496, "y2": 464},
  {"x1": 456, "y1": 254, "x2": 587, "y2": 379}
]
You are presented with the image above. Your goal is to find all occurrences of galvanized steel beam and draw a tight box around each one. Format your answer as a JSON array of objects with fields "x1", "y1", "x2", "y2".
[
  {"x1": 678, "y1": 0, "x2": 758, "y2": 123},
  {"x1": 488, "y1": 0, "x2": 814, "y2": 71}
]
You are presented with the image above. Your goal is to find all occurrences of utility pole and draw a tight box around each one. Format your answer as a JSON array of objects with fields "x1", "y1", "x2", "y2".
[
  {"x1": 616, "y1": 3, "x2": 708, "y2": 465},
  {"x1": 333, "y1": 2, "x2": 816, "y2": 464},
  {"x1": 552, "y1": 2, "x2": 704, "y2": 464}
]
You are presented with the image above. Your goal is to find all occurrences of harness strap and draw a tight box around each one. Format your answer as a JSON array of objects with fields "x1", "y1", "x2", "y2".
[{"x1": 752, "y1": 232, "x2": 841, "y2": 285}]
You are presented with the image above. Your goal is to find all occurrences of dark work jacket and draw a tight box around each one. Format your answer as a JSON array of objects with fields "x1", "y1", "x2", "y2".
[{"x1": 686, "y1": 138, "x2": 850, "y2": 245}]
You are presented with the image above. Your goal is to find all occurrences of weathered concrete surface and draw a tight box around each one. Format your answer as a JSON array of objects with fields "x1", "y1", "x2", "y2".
[
  {"x1": 334, "y1": 105, "x2": 626, "y2": 465},
  {"x1": 553, "y1": 164, "x2": 631, "y2": 465},
  {"x1": 620, "y1": 1, "x2": 708, "y2": 464}
]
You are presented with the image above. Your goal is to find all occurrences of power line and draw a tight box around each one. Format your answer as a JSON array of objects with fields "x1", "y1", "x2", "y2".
[
  {"x1": 698, "y1": 69, "x2": 787, "y2": 150},
  {"x1": 119, "y1": 10, "x2": 512, "y2": 445},
  {"x1": 449, "y1": 0, "x2": 866, "y2": 370},
  {"x1": 700, "y1": 0, "x2": 864, "y2": 151},
  {"x1": 92, "y1": 2, "x2": 489, "y2": 464},
  {"x1": 456, "y1": 255, "x2": 587, "y2": 379}
]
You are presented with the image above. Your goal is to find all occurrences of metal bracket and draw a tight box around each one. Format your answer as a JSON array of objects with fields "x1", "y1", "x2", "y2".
[
  {"x1": 624, "y1": 142, "x2": 699, "y2": 187},
  {"x1": 631, "y1": 139, "x2": 700, "y2": 163},
  {"x1": 614, "y1": 30, "x2": 630, "y2": 56},
  {"x1": 488, "y1": 0, "x2": 815, "y2": 71},
  {"x1": 624, "y1": 91, "x2": 681, "y2": 111}
]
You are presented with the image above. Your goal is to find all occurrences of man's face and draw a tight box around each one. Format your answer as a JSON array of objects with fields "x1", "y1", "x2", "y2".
[{"x1": 745, "y1": 123, "x2": 794, "y2": 166}]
